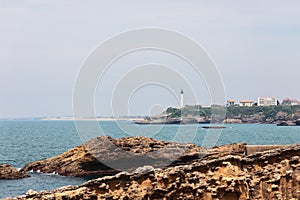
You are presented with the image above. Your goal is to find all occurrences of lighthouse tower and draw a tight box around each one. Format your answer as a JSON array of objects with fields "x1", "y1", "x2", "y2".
[{"x1": 180, "y1": 89, "x2": 184, "y2": 109}]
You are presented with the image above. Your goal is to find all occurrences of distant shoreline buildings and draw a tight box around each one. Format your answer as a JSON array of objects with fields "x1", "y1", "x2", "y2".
[
  {"x1": 282, "y1": 98, "x2": 300, "y2": 106},
  {"x1": 258, "y1": 97, "x2": 277, "y2": 106},
  {"x1": 239, "y1": 100, "x2": 254, "y2": 107},
  {"x1": 179, "y1": 90, "x2": 300, "y2": 108},
  {"x1": 225, "y1": 97, "x2": 300, "y2": 107}
]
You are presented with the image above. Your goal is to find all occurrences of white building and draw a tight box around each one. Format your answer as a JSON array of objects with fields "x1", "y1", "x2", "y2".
[
  {"x1": 227, "y1": 100, "x2": 235, "y2": 106},
  {"x1": 258, "y1": 97, "x2": 277, "y2": 106},
  {"x1": 239, "y1": 100, "x2": 254, "y2": 107},
  {"x1": 201, "y1": 105, "x2": 211, "y2": 108},
  {"x1": 282, "y1": 98, "x2": 300, "y2": 105}
]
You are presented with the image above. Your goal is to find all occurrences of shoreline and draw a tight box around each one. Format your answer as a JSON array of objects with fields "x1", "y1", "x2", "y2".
[
  {"x1": 40, "y1": 117, "x2": 144, "y2": 121},
  {"x1": 6, "y1": 137, "x2": 300, "y2": 199}
]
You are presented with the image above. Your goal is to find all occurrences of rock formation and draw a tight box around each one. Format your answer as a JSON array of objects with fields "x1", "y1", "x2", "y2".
[
  {"x1": 266, "y1": 110, "x2": 300, "y2": 126},
  {"x1": 276, "y1": 111, "x2": 288, "y2": 120},
  {"x1": 223, "y1": 118, "x2": 243, "y2": 124},
  {"x1": 180, "y1": 117, "x2": 199, "y2": 124},
  {"x1": 21, "y1": 136, "x2": 246, "y2": 177},
  {"x1": 276, "y1": 120, "x2": 298, "y2": 126},
  {"x1": 8, "y1": 143, "x2": 300, "y2": 199},
  {"x1": 197, "y1": 116, "x2": 211, "y2": 124},
  {"x1": 0, "y1": 164, "x2": 29, "y2": 179}
]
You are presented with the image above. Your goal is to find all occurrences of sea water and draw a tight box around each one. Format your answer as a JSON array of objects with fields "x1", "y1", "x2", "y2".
[{"x1": 1, "y1": 120, "x2": 300, "y2": 198}]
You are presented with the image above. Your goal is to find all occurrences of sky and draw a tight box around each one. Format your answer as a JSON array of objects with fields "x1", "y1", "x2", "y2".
[{"x1": 0, "y1": 0, "x2": 300, "y2": 118}]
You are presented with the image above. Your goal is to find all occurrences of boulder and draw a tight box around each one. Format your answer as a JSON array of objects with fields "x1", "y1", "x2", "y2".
[
  {"x1": 276, "y1": 111, "x2": 288, "y2": 120},
  {"x1": 277, "y1": 120, "x2": 298, "y2": 126},
  {"x1": 292, "y1": 110, "x2": 300, "y2": 120},
  {"x1": 0, "y1": 164, "x2": 29, "y2": 179},
  {"x1": 197, "y1": 117, "x2": 211, "y2": 124}
]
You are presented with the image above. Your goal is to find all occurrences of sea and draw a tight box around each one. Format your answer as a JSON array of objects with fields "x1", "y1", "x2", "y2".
[{"x1": 1, "y1": 120, "x2": 300, "y2": 198}]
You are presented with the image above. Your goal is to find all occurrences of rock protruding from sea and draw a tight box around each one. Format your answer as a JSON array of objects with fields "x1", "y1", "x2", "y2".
[
  {"x1": 276, "y1": 118, "x2": 300, "y2": 126},
  {"x1": 9, "y1": 143, "x2": 300, "y2": 200},
  {"x1": 0, "y1": 164, "x2": 29, "y2": 179},
  {"x1": 21, "y1": 136, "x2": 246, "y2": 177}
]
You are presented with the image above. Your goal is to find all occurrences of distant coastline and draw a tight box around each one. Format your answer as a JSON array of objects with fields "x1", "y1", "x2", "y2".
[{"x1": 41, "y1": 117, "x2": 144, "y2": 121}]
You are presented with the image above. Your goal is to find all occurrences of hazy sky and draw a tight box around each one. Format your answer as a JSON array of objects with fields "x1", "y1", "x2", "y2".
[{"x1": 1, "y1": 0, "x2": 300, "y2": 118}]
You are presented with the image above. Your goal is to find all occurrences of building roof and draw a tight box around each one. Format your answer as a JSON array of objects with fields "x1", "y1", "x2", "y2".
[
  {"x1": 282, "y1": 98, "x2": 300, "y2": 104},
  {"x1": 227, "y1": 100, "x2": 235, "y2": 102},
  {"x1": 258, "y1": 97, "x2": 276, "y2": 99},
  {"x1": 283, "y1": 98, "x2": 299, "y2": 102},
  {"x1": 240, "y1": 100, "x2": 253, "y2": 103}
]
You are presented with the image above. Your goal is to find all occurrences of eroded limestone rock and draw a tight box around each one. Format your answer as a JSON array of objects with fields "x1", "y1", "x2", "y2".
[
  {"x1": 8, "y1": 142, "x2": 300, "y2": 199},
  {"x1": 0, "y1": 164, "x2": 29, "y2": 179},
  {"x1": 21, "y1": 136, "x2": 245, "y2": 177}
]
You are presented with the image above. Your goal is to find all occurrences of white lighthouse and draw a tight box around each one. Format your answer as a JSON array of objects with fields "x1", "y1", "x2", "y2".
[{"x1": 180, "y1": 89, "x2": 184, "y2": 109}]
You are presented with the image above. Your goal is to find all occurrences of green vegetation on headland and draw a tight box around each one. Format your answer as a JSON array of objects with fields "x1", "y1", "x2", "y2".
[{"x1": 165, "y1": 105, "x2": 300, "y2": 124}]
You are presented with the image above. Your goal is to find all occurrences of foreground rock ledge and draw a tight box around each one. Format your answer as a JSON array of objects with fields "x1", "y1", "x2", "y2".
[
  {"x1": 0, "y1": 164, "x2": 29, "y2": 179},
  {"x1": 21, "y1": 136, "x2": 246, "y2": 177},
  {"x1": 8, "y1": 144, "x2": 300, "y2": 200}
]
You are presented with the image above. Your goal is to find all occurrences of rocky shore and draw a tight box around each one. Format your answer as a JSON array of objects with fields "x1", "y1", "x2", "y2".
[
  {"x1": 20, "y1": 136, "x2": 245, "y2": 177},
  {"x1": 166, "y1": 105, "x2": 300, "y2": 125},
  {"x1": 0, "y1": 164, "x2": 29, "y2": 179},
  {"x1": 7, "y1": 142, "x2": 300, "y2": 200}
]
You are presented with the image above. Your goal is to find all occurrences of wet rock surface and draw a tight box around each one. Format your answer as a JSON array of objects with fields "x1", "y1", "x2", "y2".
[
  {"x1": 8, "y1": 143, "x2": 300, "y2": 200},
  {"x1": 0, "y1": 164, "x2": 29, "y2": 179},
  {"x1": 21, "y1": 136, "x2": 245, "y2": 177}
]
